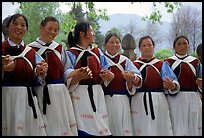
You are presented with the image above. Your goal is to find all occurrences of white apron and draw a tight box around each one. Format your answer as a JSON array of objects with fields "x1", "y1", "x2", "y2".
[
  {"x1": 167, "y1": 91, "x2": 202, "y2": 136},
  {"x1": 71, "y1": 85, "x2": 112, "y2": 136},
  {"x1": 2, "y1": 46, "x2": 46, "y2": 136},
  {"x1": 131, "y1": 92, "x2": 173, "y2": 136},
  {"x1": 34, "y1": 84, "x2": 78, "y2": 136},
  {"x1": 2, "y1": 87, "x2": 46, "y2": 136},
  {"x1": 105, "y1": 95, "x2": 133, "y2": 136}
]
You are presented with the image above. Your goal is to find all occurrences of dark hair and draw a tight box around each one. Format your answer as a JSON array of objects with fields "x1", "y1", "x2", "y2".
[
  {"x1": 40, "y1": 16, "x2": 59, "y2": 29},
  {"x1": 67, "y1": 21, "x2": 91, "y2": 47},
  {"x1": 173, "y1": 35, "x2": 189, "y2": 48},
  {"x1": 138, "y1": 35, "x2": 155, "y2": 48},
  {"x1": 6, "y1": 13, "x2": 28, "y2": 30},
  {"x1": 2, "y1": 16, "x2": 11, "y2": 40},
  {"x1": 196, "y1": 43, "x2": 202, "y2": 56},
  {"x1": 104, "y1": 32, "x2": 121, "y2": 46}
]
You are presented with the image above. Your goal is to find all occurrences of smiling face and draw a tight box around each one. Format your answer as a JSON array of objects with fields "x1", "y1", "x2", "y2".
[
  {"x1": 40, "y1": 21, "x2": 59, "y2": 43},
  {"x1": 139, "y1": 38, "x2": 155, "y2": 59},
  {"x1": 8, "y1": 16, "x2": 27, "y2": 44},
  {"x1": 82, "y1": 25, "x2": 95, "y2": 44},
  {"x1": 174, "y1": 37, "x2": 189, "y2": 55},
  {"x1": 105, "y1": 35, "x2": 121, "y2": 56}
]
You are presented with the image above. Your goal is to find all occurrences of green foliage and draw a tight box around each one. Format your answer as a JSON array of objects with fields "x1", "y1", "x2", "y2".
[
  {"x1": 95, "y1": 32, "x2": 105, "y2": 50},
  {"x1": 17, "y1": 2, "x2": 61, "y2": 44},
  {"x1": 140, "y1": 2, "x2": 181, "y2": 24},
  {"x1": 154, "y1": 48, "x2": 174, "y2": 60},
  {"x1": 165, "y1": 2, "x2": 181, "y2": 13},
  {"x1": 12, "y1": 2, "x2": 181, "y2": 50},
  {"x1": 15, "y1": 2, "x2": 109, "y2": 49},
  {"x1": 59, "y1": 13, "x2": 77, "y2": 49},
  {"x1": 190, "y1": 51, "x2": 198, "y2": 58},
  {"x1": 105, "y1": 27, "x2": 122, "y2": 39},
  {"x1": 65, "y1": 2, "x2": 109, "y2": 49}
]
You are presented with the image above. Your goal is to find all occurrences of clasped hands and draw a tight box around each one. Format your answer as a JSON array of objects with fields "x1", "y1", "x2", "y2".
[
  {"x1": 69, "y1": 66, "x2": 115, "y2": 83},
  {"x1": 123, "y1": 71, "x2": 141, "y2": 87},
  {"x1": 36, "y1": 60, "x2": 48, "y2": 80},
  {"x1": 2, "y1": 55, "x2": 15, "y2": 73},
  {"x1": 163, "y1": 77, "x2": 176, "y2": 90}
]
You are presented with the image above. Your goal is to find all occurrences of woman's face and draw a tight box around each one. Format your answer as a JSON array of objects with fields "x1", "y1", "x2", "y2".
[
  {"x1": 105, "y1": 35, "x2": 121, "y2": 56},
  {"x1": 139, "y1": 38, "x2": 154, "y2": 58},
  {"x1": 40, "y1": 21, "x2": 59, "y2": 43},
  {"x1": 83, "y1": 25, "x2": 95, "y2": 44},
  {"x1": 174, "y1": 37, "x2": 189, "y2": 55},
  {"x1": 8, "y1": 16, "x2": 27, "y2": 42}
]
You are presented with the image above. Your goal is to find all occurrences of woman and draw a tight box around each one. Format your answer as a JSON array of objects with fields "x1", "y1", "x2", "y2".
[
  {"x1": 2, "y1": 13, "x2": 48, "y2": 136},
  {"x1": 66, "y1": 21, "x2": 114, "y2": 136},
  {"x1": 165, "y1": 36, "x2": 202, "y2": 136},
  {"x1": 103, "y1": 32, "x2": 142, "y2": 136},
  {"x1": 131, "y1": 35, "x2": 180, "y2": 136},
  {"x1": 27, "y1": 16, "x2": 77, "y2": 136}
]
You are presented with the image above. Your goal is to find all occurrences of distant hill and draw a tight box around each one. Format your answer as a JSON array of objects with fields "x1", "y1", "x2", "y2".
[
  {"x1": 99, "y1": 13, "x2": 145, "y2": 35},
  {"x1": 98, "y1": 13, "x2": 172, "y2": 51}
]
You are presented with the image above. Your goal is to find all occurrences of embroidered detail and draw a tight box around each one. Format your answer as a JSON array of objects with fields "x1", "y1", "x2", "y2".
[
  {"x1": 71, "y1": 95, "x2": 80, "y2": 100},
  {"x1": 17, "y1": 126, "x2": 24, "y2": 130},
  {"x1": 102, "y1": 114, "x2": 108, "y2": 118},
  {"x1": 81, "y1": 114, "x2": 94, "y2": 119},
  {"x1": 137, "y1": 128, "x2": 142, "y2": 135},
  {"x1": 39, "y1": 123, "x2": 47, "y2": 129},
  {"x1": 61, "y1": 131, "x2": 70, "y2": 136},
  {"x1": 69, "y1": 123, "x2": 77, "y2": 128},
  {"x1": 99, "y1": 128, "x2": 109, "y2": 135},
  {"x1": 130, "y1": 111, "x2": 137, "y2": 115},
  {"x1": 125, "y1": 129, "x2": 131, "y2": 133},
  {"x1": 2, "y1": 127, "x2": 8, "y2": 130}
]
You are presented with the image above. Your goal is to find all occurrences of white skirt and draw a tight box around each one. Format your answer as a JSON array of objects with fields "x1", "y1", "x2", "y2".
[
  {"x1": 34, "y1": 83, "x2": 78, "y2": 136},
  {"x1": 131, "y1": 92, "x2": 173, "y2": 136},
  {"x1": 2, "y1": 86, "x2": 46, "y2": 136},
  {"x1": 105, "y1": 95, "x2": 133, "y2": 136},
  {"x1": 167, "y1": 91, "x2": 202, "y2": 136},
  {"x1": 71, "y1": 85, "x2": 112, "y2": 136}
]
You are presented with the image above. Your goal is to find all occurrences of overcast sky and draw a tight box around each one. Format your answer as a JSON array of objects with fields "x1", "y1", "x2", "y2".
[{"x1": 2, "y1": 2, "x2": 202, "y2": 22}]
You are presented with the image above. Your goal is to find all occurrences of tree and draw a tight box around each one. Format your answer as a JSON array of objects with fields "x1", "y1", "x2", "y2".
[
  {"x1": 60, "y1": 2, "x2": 109, "y2": 49},
  {"x1": 16, "y1": 2, "x2": 61, "y2": 44},
  {"x1": 14, "y1": 2, "x2": 109, "y2": 49},
  {"x1": 168, "y1": 5, "x2": 202, "y2": 53},
  {"x1": 132, "y1": 2, "x2": 181, "y2": 24},
  {"x1": 105, "y1": 27, "x2": 122, "y2": 38},
  {"x1": 154, "y1": 48, "x2": 173, "y2": 60},
  {"x1": 141, "y1": 20, "x2": 162, "y2": 47},
  {"x1": 11, "y1": 2, "x2": 182, "y2": 51}
]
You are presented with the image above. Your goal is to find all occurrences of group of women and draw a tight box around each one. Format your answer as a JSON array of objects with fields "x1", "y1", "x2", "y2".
[{"x1": 2, "y1": 13, "x2": 202, "y2": 136}]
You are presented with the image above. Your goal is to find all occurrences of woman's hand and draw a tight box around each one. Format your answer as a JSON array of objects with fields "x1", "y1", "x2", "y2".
[
  {"x1": 2, "y1": 55, "x2": 15, "y2": 72},
  {"x1": 196, "y1": 78, "x2": 202, "y2": 88},
  {"x1": 123, "y1": 71, "x2": 135, "y2": 83},
  {"x1": 36, "y1": 60, "x2": 48, "y2": 80},
  {"x1": 163, "y1": 77, "x2": 176, "y2": 90},
  {"x1": 99, "y1": 69, "x2": 114, "y2": 82},
  {"x1": 69, "y1": 66, "x2": 93, "y2": 85}
]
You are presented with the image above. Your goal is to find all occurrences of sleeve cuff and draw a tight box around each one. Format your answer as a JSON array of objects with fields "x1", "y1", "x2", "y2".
[
  {"x1": 125, "y1": 82, "x2": 136, "y2": 95},
  {"x1": 67, "y1": 78, "x2": 78, "y2": 93},
  {"x1": 167, "y1": 80, "x2": 180, "y2": 95},
  {"x1": 133, "y1": 74, "x2": 142, "y2": 88}
]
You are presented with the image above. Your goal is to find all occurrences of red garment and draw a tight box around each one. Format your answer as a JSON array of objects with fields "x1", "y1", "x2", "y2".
[
  {"x1": 133, "y1": 57, "x2": 163, "y2": 90},
  {"x1": 165, "y1": 57, "x2": 199, "y2": 91},
  {"x1": 32, "y1": 44, "x2": 64, "y2": 81},
  {"x1": 2, "y1": 40, "x2": 35, "y2": 84},
  {"x1": 68, "y1": 47, "x2": 102, "y2": 84}
]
